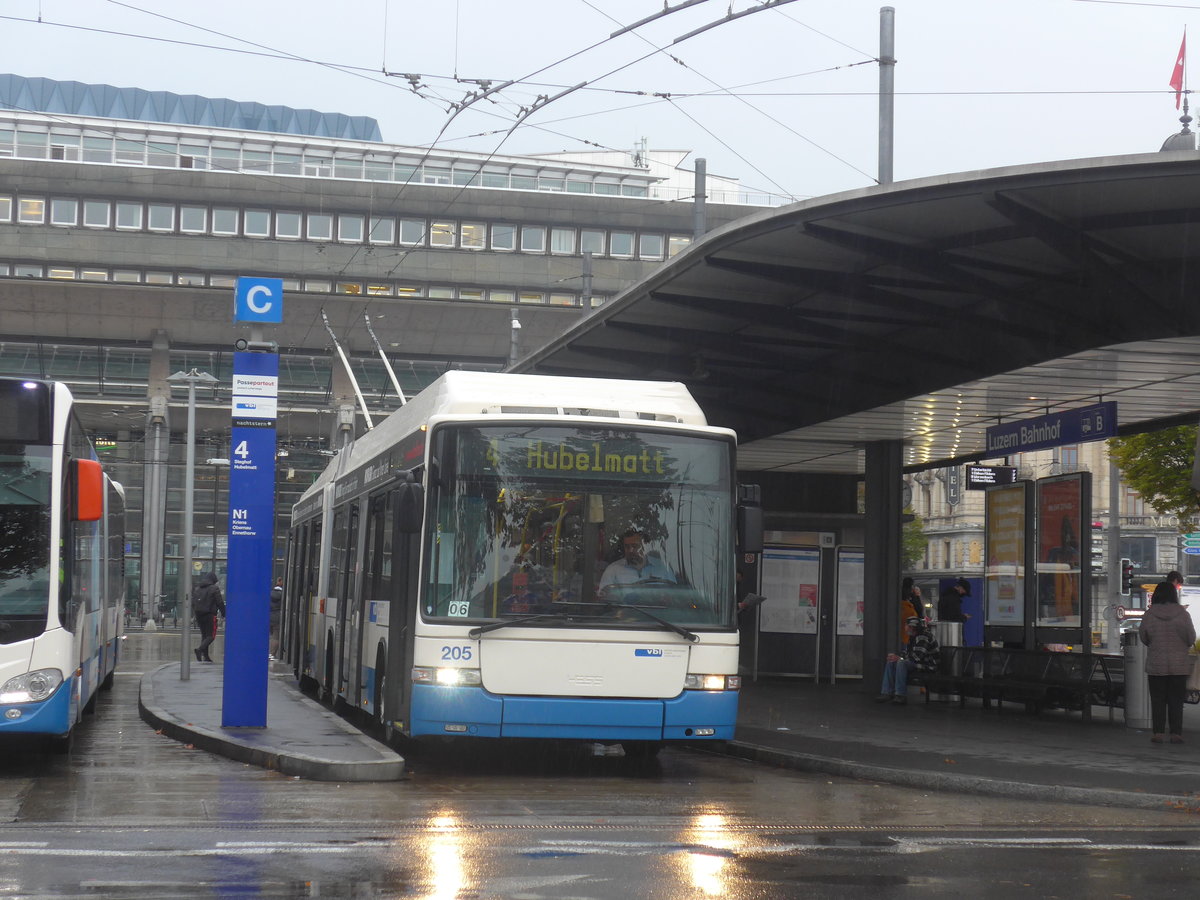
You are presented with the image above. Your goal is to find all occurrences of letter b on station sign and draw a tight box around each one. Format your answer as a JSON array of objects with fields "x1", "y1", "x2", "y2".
[{"x1": 234, "y1": 277, "x2": 284, "y2": 324}]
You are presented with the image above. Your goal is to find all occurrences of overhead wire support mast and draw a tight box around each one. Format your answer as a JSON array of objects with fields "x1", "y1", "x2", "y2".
[
  {"x1": 363, "y1": 312, "x2": 406, "y2": 406},
  {"x1": 321, "y1": 308, "x2": 374, "y2": 431}
]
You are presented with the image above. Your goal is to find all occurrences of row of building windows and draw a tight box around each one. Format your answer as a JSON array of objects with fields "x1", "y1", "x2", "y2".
[
  {"x1": 0, "y1": 340, "x2": 487, "y2": 401},
  {"x1": 0, "y1": 261, "x2": 604, "y2": 306},
  {"x1": 0, "y1": 125, "x2": 656, "y2": 198},
  {"x1": 0, "y1": 194, "x2": 691, "y2": 260}
]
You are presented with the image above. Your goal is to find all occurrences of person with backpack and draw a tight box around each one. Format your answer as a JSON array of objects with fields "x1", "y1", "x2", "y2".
[{"x1": 192, "y1": 571, "x2": 225, "y2": 663}]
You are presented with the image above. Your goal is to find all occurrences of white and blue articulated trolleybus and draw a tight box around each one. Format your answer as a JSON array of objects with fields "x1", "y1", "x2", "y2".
[
  {"x1": 283, "y1": 372, "x2": 761, "y2": 754},
  {"x1": 0, "y1": 379, "x2": 125, "y2": 751}
]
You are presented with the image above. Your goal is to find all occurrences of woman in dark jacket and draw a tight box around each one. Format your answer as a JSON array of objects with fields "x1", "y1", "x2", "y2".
[{"x1": 1139, "y1": 581, "x2": 1197, "y2": 744}]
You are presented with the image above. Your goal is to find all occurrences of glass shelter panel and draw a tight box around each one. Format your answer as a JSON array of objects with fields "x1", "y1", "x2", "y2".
[{"x1": 1035, "y1": 474, "x2": 1085, "y2": 628}]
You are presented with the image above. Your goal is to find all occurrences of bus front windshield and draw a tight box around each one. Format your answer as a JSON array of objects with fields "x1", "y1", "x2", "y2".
[
  {"x1": 424, "y1": 424, "x2": 735, "y2": 630},
  {"x1": 0, "y1": 446, "x2": 53, "y2": 636}
]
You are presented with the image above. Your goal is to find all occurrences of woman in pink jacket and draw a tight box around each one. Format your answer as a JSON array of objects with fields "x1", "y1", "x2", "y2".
[{"x1": 1139, "y1": 581, "x2": 1198, "y2": 744}]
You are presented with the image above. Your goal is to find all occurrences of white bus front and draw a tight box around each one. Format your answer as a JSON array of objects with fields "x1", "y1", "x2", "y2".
[{"x1": 411, "y1": 421, "x2": 740, "y2": 744}]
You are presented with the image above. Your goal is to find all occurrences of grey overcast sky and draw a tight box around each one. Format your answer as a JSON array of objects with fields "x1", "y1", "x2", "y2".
[{"x1": 2, "y1": 0, "x2": 1196, "y2": 200}]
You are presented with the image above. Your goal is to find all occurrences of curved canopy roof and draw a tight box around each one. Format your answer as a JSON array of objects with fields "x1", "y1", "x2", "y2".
[{"x1": 517, "y1": 152, "x2": 1200, "y2": 473}]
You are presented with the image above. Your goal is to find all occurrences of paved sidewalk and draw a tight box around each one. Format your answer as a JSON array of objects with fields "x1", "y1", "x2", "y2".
[
  {"x1": 137, "y1": 661, "x2": 404, "y2": 782},
  {"x1": 725, "y1": 678, "x2": 1200, "y2": 812}
]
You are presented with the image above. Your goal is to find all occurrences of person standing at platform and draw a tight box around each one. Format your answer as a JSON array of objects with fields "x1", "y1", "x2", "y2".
[
  {"x1": 938, "y1": 577, "x2": 971, "y2": 623},
  {"x1": 1139, "y1": 580, "x2": 1196, "y2": 744},
  {"x1": 900, "y1": 577, "x2": 921, "y2": 646},
  {"x1": 269, "y1": 577, "x2": 284, "y2": 661}
]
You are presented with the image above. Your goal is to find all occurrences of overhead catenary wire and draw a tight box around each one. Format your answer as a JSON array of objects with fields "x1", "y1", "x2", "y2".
[
  {"x1": 2, "y1": 1, "x2": 868, "y2": 364},
  {"x1": 0, "y1": 2, "x2": 945, "y2": 371}
]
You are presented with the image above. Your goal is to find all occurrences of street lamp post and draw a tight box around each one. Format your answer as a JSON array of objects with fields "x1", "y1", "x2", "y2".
[
  {"x1": 206, "y1": 458, "x2": 230, "y2": 572},
  {"x1": 168, "y1": 368, "x2": 217, "y2": 682}
]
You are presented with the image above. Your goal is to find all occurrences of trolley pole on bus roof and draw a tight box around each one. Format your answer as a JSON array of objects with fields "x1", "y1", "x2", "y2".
[{"x1": 167, "y1": 368, "x2": 217, "y2": 682}]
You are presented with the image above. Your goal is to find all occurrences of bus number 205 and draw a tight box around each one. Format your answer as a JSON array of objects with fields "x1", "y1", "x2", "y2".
[{"x1": 441, "y1": 645, "x2": 473, "y2": 661}]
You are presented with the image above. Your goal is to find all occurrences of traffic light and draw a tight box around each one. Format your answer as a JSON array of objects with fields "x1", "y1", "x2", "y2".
[{"x1": 1120, "y1": 558, "x2": 1134, "y2": 595}]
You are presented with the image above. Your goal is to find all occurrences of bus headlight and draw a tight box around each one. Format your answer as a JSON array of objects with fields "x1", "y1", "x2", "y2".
[
  {"x1": 684, "y1": 674, "x2": 740, "y2": 691},
  {"x1": 0, "y1": 669, "x2": 64, "y2": 703},
  {"x1": 412, "y1": 666, "x2": 483, "y2": 687}
]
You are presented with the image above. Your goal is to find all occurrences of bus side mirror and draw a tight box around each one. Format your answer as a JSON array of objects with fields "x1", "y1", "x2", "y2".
[
  {"x1": 71, "y1": 458, "x2": 104, "y2": 522},
  {"x1": 737, "y1": 483, "x2": 763, "y2": 554},
  {"x1": 396, "y1": 480, "x2": 424, "y2": 534}
]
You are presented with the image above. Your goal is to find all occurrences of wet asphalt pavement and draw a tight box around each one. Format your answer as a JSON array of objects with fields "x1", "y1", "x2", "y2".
[{"x1": 0, "y1": 633, "x2": 1196, "y2": 898}]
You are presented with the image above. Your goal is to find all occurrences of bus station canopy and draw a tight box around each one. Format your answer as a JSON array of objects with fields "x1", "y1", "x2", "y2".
[{"x1": 516, "y1": 152, "x2": 1200, "y2": 474}]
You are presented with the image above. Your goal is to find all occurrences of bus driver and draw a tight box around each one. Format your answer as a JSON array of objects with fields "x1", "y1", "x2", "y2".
[{"x1": 599, "y1": 528, "x2": 676, "y2": 593}]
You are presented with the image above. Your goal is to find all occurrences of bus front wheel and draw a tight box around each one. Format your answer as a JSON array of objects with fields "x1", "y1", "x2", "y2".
[{"x1": 373, "y1": 646, "x2": 392, "y2": 742}]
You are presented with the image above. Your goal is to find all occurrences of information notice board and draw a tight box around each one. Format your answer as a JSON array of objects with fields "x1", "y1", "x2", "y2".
[
  {"x1": 759, "y1": 547, "x2": 819, "y2": 634},
  {"x1": 985, "y1": 482, "x2": 1026, "y2": 626},
  {"x1": 836, "y1": 548, "x2": 864, "y2": 636}
]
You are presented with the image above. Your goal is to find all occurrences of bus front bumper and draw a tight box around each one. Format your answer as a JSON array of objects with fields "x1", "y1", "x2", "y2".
[
  {"x1": 0, "y1": 676, "x2": 74, "y2": 736},
  {"x1": 411, "y1": 683, "x2": 738, "y2": 741}
]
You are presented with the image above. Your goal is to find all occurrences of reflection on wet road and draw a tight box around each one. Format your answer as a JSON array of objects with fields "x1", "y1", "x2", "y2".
[{"x1": 0, "y1": 634, "x2": 1195, "y2": 898}]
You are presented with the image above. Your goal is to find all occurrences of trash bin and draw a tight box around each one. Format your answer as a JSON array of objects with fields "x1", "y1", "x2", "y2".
[
  {"x1": 1122, "y1": 629, "x2": 1151, "y2": 730},
  {"x1": 935, "y1": 620, "x2": 963, "y2": 648},
  {"x1": 931, "y1": 621, "x2": 963, "y2": 702}
]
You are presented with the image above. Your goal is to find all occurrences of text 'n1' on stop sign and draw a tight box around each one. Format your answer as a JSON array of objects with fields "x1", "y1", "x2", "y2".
[{"x1": 234, "y1": 277, "x2": 284, "y2": 324}]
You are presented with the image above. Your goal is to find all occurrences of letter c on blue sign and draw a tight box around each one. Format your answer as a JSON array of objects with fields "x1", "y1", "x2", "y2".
[
  {"x1": 247, "y1": 285, "x2": 273, "y2": 313},
  {"x1": 235, "y1": 277, "x2": 284, "y2": 324}
]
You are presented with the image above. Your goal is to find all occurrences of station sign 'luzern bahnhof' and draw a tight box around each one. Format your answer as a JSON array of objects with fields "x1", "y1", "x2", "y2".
[{"x1": 984, "y1": 402, "x2": 1117, "y2": 456}]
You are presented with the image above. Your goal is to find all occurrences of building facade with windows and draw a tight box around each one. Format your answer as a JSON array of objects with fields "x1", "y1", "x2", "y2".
[{"x1": 0, "y1": 75, "x2": 767, "y2": 619}]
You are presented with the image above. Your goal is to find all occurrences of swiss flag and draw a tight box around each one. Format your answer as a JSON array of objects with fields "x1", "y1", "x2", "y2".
[{"x1": 1170, "y1": 32, "x2": 1186, "y2": 109}]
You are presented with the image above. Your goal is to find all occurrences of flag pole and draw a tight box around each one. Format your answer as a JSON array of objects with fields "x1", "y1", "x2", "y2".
[
  {"x1": 1164, "y1": 29, "x2": 1194, "y2": 149},
  {"x1": 1183, "y1": 26, "x2": 1191, "y2": 129}
]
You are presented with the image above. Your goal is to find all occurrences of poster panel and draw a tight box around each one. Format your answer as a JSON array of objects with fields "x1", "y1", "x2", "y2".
[
  {"x1": 1036, "y1": 474, "x2": 1083, "y2": 627},
  {"x1": 836, "y1": 548, "x2": 865, "y2": 636},
  {"x1": 758, "y1": 547, "x2": 819, "y2": 634},
  {"x1": 985, "y1": 483, "x2": 1026, "y2": 626}
]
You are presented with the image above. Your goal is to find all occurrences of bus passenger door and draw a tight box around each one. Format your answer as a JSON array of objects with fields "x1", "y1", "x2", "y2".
[
  {"x1": 335, "y1": 503, "x2": 360, "y2": 702},
  {"x1": 296, "y1": 519, "x2": 321, "y2": 680},
  {"x1": 387, "y1": 485, "x2": 421, "y2": 737},
  {"x1": 352, "y1": 494, "x2": 387, "y2": 711}
]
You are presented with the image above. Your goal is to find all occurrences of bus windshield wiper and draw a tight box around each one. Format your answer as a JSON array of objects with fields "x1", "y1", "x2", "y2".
[
  {"x1": 468, "y1": 613, "x2": 567, "y2": 638},
  {"x1": 606, "y1": 603, "x2": 699, "y2": 643}
]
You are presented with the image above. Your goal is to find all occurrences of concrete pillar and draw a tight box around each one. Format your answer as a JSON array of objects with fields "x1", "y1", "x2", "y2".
[
  {"x1": 864, "y1": 440, "x2": 903, "y2": 690},
  {"x1": 141, "y1": 330, "x2": 171, "y2": 623}
]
